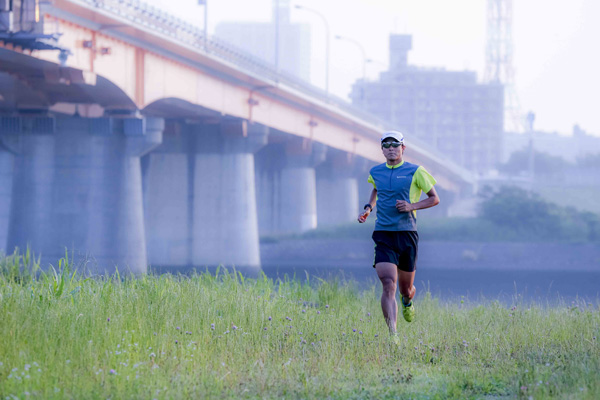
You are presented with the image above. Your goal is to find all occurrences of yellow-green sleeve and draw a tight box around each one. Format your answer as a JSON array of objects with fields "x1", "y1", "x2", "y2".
[
  {"x1": 415, "y1": 166, "x2": 436, "y2": 193},
  {"x1": 367, "y1": 174, "x2": 376, "y2": 189}
]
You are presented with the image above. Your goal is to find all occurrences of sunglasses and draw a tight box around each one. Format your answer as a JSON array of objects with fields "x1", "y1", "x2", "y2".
[{"x1": 382, "y1": 142, "x2": 402, "y2": 148}]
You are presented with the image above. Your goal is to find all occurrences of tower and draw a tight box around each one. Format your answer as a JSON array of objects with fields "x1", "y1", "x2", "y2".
[{"x1": 484, "y1": 0, "x2": 523, "y2": 132}]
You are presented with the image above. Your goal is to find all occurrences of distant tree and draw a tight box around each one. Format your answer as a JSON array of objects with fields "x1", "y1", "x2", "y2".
[
  {"x1": 499, "y1": 149, "x2": 570, "y2": 177},
  {"x1": 479, "y1": 186, "x2": 600, "y2": 242},
  {"x1": 480, "y1": 186, "x2": 561, "y2": 238}
]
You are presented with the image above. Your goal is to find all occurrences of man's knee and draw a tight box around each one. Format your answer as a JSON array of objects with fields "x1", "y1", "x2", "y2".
[
  {"x1": 399, "y1": 282, "x2": 415, "y2": 298},
  {"x1": 380, "y1": 276, "x2": 397, "y2": 295}
]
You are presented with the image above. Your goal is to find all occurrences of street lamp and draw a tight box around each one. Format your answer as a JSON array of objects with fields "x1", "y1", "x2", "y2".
[
  {"x1": 198, "y1": 0, "x2": 208, "y2": 50},
  {"x1": 335, "y1": 35, "x2": 366, "y2": 82},
  {"x1": 295, "y1": 5, "x2": 330, "y2": 94}
]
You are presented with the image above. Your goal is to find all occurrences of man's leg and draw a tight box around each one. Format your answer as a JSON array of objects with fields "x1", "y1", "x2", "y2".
[
  {"x1": 398, "y1": 270, "x2": 416, "y2": 305},
  {"x1": 375, "y1": 262, "x2": 399, "y2": 334}
]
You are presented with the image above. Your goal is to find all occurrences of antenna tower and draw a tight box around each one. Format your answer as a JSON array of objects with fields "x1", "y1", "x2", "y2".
[{"x1": 485, "y1": 0, "x2": 523, "y2": 132}]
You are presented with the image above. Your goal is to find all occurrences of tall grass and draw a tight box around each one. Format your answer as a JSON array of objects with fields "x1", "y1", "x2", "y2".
[{"x1": 0, "y1": 250, "x2": 598, "y2": 399}]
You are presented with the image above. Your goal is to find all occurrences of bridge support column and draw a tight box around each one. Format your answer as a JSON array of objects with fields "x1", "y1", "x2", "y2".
[
  {"x1": 144, "y1": 120, "x2": 267, "y2": 271},
  {"x1": 255, "y1": 137, "x2": 326, "y2": 235},
  {"x1": 0, "y1": 146, "x2": 13, "y2": 253},
  {"x1": 1, "y1": 115, "x2": 163, "y2": 274},
  {"x1": 316, "y1": 151, "x2": 361, "y2": 227},
  {"x1": 143, "y1": 121, "x2": 192, "y2": 267},
  {"x1": 192, "y1": 121, "x2": 268, "y2": 270}
]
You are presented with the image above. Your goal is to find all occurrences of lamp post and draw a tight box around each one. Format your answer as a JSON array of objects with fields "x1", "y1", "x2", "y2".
[
  {"x1": 198, "y1": 0, "x2": 207, "y2": 50},
  {"x1": 295, "y1": 5, "x2": 329, "y2": 94},
  {"x1": 335, "y1": 35, "x2": 366, "y2": 82}
]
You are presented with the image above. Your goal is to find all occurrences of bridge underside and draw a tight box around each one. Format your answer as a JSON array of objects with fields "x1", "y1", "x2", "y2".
[{"x1": 0, "y1": 50, "x2": 470, "y2": 274}]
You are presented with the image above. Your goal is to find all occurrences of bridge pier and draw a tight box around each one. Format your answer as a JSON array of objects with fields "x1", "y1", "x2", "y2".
[
  {"x1": 316, "y1": 151, "x2": 364, "y2": 228},
  {"x1": 143, "y1": 121, "x2": 192, "y2": 267},
  {"x1": 144, "y1": 120, "x2": 267, "y2": 271},
  {"x1": 255, "y1": 137, "x2": 326, "y2": 235},
  {"x1": 0, "y1": 115, "x2": 163, "y2": 274},
  {"x1": 0, "y1": 146, "x2": 13, "y2": 253}
]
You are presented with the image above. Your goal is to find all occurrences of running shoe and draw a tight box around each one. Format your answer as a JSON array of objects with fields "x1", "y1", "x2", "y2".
[{"x1": 402, "y1": 298, "x2": 415, "y2": 322}]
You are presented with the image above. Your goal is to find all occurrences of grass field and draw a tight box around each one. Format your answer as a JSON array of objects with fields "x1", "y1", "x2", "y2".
[{"x1": 1, "y1": 251, "x2": 599, "y2": 399}]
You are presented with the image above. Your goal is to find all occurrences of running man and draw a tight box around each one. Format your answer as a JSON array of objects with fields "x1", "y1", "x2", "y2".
[{"x1": 358, "y1": 131, "x2": 439, "y2": 334}]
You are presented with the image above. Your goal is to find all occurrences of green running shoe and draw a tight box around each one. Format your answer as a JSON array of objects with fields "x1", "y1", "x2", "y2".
[{"x1": 402, "y1": 298, "x2": 415, "y2": 322}]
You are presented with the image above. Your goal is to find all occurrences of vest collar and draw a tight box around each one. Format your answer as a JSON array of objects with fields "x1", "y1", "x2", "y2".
[{"x1": 386, "y1": 160, "x2": 405, "y2": 169}]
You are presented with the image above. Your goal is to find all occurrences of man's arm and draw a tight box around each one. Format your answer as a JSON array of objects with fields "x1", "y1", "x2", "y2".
[
  {"x1": 358, "y1": 188, "x2": 377, "y2": 223},
  {"x1": 396, "y1": 187, "x2": 440, "y2": 213}
]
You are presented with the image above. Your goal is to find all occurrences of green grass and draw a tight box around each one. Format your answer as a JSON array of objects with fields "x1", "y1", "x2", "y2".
[{"x1": 1, "y1": 251, "x2": 599, "y2": 399}]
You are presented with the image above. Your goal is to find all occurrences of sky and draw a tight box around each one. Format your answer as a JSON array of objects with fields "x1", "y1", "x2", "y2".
[{"x1": 146, "y1": 0, "x2": 600, "y2": 136}]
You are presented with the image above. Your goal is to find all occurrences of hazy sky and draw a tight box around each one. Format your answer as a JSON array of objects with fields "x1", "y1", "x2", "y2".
[{"x1": 146, "y1": 0, "x2": 599, "y2": 136}]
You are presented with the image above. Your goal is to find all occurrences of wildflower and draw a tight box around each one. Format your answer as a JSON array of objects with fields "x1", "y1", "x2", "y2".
[
  {"x1": 175, "y1": 340, "x2": 178, "y2": 344},
  {"x1": 359, "y1": 331, "x2": 363, "y2": 334},
  {"x1": 150, "y1": 353, "x2": 156, "y2": 358},
  {"x1": 107, "y1": 318, "x2": 110, "y2": 322},
  {"x1": 342, "y1": 332, "x2": 346, "y2": 336},
  {"x1": 232, "y1": 325, "x2": 238, "y2": 331},
  {"x1": 374, "y1": 334, "x2": 378, "y2": 337},
  {"x1": 353, "y1": 329, "x2": 356, "y2": 332},
  {"x1": 264, "y1": 327, "x2": 268, "y2": 330},
  {"x1": 210, "y1": 323, "x2": 215, "y2": 330},
  {"x1": 325, "y1": 305, "x2": 329, "y2": 308},
  {"x1": 24, "y1": 364, "x2": 31, "y2": 371},
  {"x1": 520, "y1": 386, "x2": 527, "y2": 391},
  {"x1": 176, "y1": 327, "x2": 181, "y2": 330},
  {"x1": 268, "y1": 316, "x2": 272, "y2": 321},
  {"x1": 367, "y1": 312, "x2": 371, "y2": 317},
  {"x1": 317, "y1": 311, "x2": 321, "y2": 315},
  {"x1": 299, "y1": 332, "x2": 303, "y2": 335},
  {"x1": 302, "y1": 309, "x2": 306, "y2": 313},
  {"x1": 109, "y1": 369, "x2": 117, "y2": 375},
  {"x1": 186, "y1": 331, "x2": 192, "y2": 335}
]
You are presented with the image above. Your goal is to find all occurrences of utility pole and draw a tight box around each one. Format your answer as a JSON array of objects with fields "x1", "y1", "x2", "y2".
[
  {"x1": 527, "y1": 111, "x2": 535, "y2": 181},
  {"x1": 198, "y1": 0, "x2": 207, "y2": 50}
]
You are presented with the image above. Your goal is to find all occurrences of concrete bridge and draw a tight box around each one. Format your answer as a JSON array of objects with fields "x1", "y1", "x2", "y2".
[{"x1": 0, "y1": 0, "x2": 474, "y2": 274}]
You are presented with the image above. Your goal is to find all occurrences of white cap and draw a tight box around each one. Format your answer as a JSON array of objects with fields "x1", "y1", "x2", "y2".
[{"x1": 381, "y1": 130, "x2": 404, "y2": 144}]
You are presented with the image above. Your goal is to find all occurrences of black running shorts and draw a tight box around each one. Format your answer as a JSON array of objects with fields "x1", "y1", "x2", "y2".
[{"x1": 372, "y1": 230, "x2": 419, "y2": 272}]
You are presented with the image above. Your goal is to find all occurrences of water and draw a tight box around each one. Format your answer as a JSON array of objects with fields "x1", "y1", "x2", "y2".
[{"x1": 152, "y1": 239, "x2": 600, "y2": 304}]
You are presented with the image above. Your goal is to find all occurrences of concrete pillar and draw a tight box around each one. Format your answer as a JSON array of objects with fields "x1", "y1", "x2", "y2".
[
  {"x1": 0, "y1": 115, "x2": 163, "y2": 274},
  {"x1": 192, "y1": 120, "x2": 268, "y2": 270},
  {"x1": 255, "y1": 137, "x2": 326, "y2": 235},
  {"x1": 0, "y1": 145, "x2": 13, "y2": 253},
  {"x1": 144, "y1": 120, "x2": 268, "y2": 271},
  {"x1": 143, "y1": 121, "x2": 192, "y2": 267},
  {"x1": 355, "y1": 157, "x2": 376, "y2": 214},
  {"x1": 316, "y1": 150, "x2": 360, "y2": 228}
]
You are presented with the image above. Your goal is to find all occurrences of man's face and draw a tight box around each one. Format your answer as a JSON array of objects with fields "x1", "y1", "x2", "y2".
[{"x1": 381, "y1": 138, "x2": 404, "y2": 162}]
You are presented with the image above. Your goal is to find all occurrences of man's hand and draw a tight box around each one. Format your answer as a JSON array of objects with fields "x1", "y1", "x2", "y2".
[
  {"x1": 396, "y1": 200, "x2": 414, "y2": 213},
  {"x1": 358, "y1": 209, "x2": 370, "y2": 223}
]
